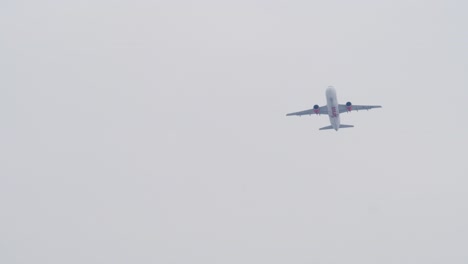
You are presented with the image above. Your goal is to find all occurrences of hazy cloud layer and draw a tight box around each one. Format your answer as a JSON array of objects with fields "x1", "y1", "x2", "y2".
[{"x1": 1, "y1": 1, "x2": 467, "y2": 263}]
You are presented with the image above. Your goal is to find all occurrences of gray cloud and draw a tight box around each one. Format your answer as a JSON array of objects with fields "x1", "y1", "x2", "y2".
[{"x1": 1, "y1": 1, "x2": 467, "y2": 263}]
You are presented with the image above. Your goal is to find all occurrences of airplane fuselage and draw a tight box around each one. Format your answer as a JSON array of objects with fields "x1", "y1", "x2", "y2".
[{"x1": 326, "y1": 86, "x2": 340, "y2": 131}]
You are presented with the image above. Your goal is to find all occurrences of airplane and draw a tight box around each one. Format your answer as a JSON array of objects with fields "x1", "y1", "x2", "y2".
[{"x1": 286, "y1": 86, "x2": 382, "y2": 131}]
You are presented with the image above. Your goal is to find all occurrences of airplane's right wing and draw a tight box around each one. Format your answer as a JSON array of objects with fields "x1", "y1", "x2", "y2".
[
  {"x1": 286, "y1": 106, "x2": 328, "y2": 116},
  {"x1": 338, "y1": 104, "x2": 382, "y2": 113}
]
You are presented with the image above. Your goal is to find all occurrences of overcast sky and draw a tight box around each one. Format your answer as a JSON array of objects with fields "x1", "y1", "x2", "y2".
[{"x1": 1, "y1": 0, "x2": 468, "y2": 263}]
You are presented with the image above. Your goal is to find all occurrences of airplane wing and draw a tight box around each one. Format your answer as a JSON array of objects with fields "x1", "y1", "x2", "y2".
[
  {"x1": 286, "y1": 106, "x2": 328, "y2": 116},
  {"x1": 338, "y1": 104, "x2": 382, "y2": 113}
]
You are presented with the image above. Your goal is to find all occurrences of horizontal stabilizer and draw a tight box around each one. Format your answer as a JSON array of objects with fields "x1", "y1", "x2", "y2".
[
  {"x1": 319, "y1": 124, "x2": 354, "y2": 130},
  {"x1": 319, "y1": 125, "x2": 334, "y2": 130}
]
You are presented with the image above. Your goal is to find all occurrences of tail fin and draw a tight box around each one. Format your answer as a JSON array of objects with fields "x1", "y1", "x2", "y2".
[{"x1": 339, "y1": 124, "x2": 354, "y2": 128}]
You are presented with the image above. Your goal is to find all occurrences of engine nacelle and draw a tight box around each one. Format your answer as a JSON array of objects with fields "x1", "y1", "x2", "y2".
[
  {"x1": 313, "y1": 104, "x2": 320, "y2": 114},
  {"x1": 346, "y1": 102, "x2": 352, "y2": 111}
]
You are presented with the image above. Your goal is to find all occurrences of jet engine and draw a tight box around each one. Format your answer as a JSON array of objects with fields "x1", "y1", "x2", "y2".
[
  {"x1": 346, "y1": 102, "x2": 352, "y2": 112},
  {"x1": 313, "y1": 104, "x2": 320, "y2": 114}
]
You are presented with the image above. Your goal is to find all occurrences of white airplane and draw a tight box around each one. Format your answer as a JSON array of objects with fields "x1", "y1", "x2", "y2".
[{"x1": 286, "y1": 86, "x2": 382, "y2": 131}]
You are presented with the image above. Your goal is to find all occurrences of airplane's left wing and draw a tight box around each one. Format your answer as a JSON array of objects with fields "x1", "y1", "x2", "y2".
[
  {"x1": 338, "y1": 104, "x2": 382, "y2": 113},
  {"x1": 286, "y1": 106, "x2": 328, "y2": 116}
]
